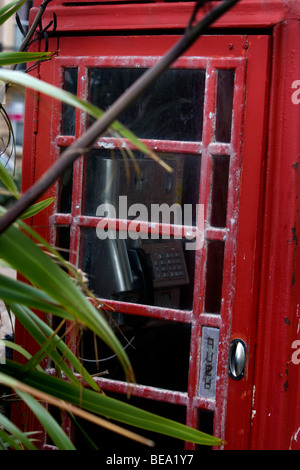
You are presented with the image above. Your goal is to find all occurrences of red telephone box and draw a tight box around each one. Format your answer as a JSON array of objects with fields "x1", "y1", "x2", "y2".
[{"x1": 16, "y1": 0, "x2": 300, "y2": 450}]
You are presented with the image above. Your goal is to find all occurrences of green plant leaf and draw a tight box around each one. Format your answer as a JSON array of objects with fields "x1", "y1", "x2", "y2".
[
  {"x1": 0, "y1": 223, "x2": 134, "y2": 383},
  {"x1": 20, "y1": 197, "x2": 54, "y2": 219},
  {"x1": 0, "y1": 361, "x2": 223, "y2": 447},
  {"x1": 0, "y1": 161, "x2": 20, "y2": 199},
  {"x1": 17, "y1": 389, "x2": 76, "y2": 450},
  {"x1": 0, "y1": 69, "x2": 105, "y2": 117},
  {"x1": 0, "y1": 69, "x2": 172, "y2": 171},
  {"x1": 0, "y1": 0, "x2": 27, "y2": 26},
  {"x1": 66, "y1": 412, "x2": 98, "y2": 450},
  {"x1": 8, "y1": 303, "x2": 98, "y2": 391},
  {"x1": 0, "y1": 52, "x2": 52, "y2": 66},
  {"x1": 0, "y1": 369, "x2": 153, "y2": 448},
  {"x1": 0, "y1": 274, "x2": 74, "y2": 319},
  {"x1": 13, "y1": 303, "x2": 100, "y2": 391},
  {"x1": 0, "y1": 412, "x2": 38, "y2": 450},
  {"x1": 0, "y1": 371, "x2": 75, "y2": 449},
  {"x1": 0, "y1": 427, "x2": 24, "y2": 450},
  {"x1": 1, "y1": 339, "x2": 44, "y2": 372}
]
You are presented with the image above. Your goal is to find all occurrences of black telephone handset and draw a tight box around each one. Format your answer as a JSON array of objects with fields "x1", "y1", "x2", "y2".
[
  {"x1": 127, "y1": 239, "x2": 190, "y2": 308},
  {"x1": 92, "y1": 237, "x2": 189, "y2": 308}
]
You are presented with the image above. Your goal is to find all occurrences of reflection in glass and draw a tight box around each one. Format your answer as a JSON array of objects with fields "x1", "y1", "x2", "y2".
[
  {"x1": 62, "y1": 68, "x2": 78, "y2": 135},
  {"x1": 204, "y1": 240, "x2": 225, "y2": 314},
  {"x1": 89, "y1": 68, "x2": 205, "y2": 141},
  {"x1": 80, "y1": 312, "x2": 191, "y2": 391},
  {"x1": 215, "y1": 69, "x2": 235, "y2": 143},
  {"x1": 81, "y1": 229, "x2": 195, "y2": 310},
  {"x1": 210, "y1": 155, "x2": 230, "y2": 228}
]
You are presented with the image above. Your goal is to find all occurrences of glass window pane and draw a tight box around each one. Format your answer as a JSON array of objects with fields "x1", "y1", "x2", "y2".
[
  {"x1": 204, "y1": 240, "x2": 225, "y2": 314},
  {"x1": 62, "y1": 68, "x2": 78, "y2": 135},
  {"x1": 89, "y1": 68, "x2": 205, "y2": 141},
  {"x1": 56, "y1": 226, "x2": 70, "y2": 261},
  {"x1": 79, "y1": 312, "x2": 191, "y2": 391},
  {"x1": 83, "y1": 149, "x2": 201, "y2": 226},
  {"x1": 197, "y1": 410, "x2": 214, "y2": 450},
  {"x1": 210, "y1": 155, "x2": 230, "y2": 228},
  {"x1": 58, "y1": 163, "x2": 73, "y2": 214},
  {"x1": 81, "y1": 229, "x2": 195, "y2": 311},
  {"x1": 215, "y1": 69, "x2": 235, "y2": 143}
]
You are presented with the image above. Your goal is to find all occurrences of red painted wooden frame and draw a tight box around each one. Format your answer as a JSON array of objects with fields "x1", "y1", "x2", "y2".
[
  {"x1": 20, "y1": 32, "x2": 269, "y2": 450},
  {"x1": 16, "y1": 0, "x2": 300, "y2": 451},
  {"x1": 30, "y1": 0, "x2": 300, "y2": 32},
  {"x1": 250, "y1": 18, "x2": 300, "y2": 451}
]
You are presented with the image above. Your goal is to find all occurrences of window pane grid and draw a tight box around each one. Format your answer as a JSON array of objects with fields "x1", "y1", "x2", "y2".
[
  {"x1": 54, "y1": 63, "x2": 241, "y2": 314},
  {"x1": 49, "y1": 55, "x2": 246, "y2": 448}
]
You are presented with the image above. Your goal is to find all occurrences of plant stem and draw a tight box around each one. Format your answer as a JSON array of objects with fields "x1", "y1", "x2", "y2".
[
  {"x1": 0, "y1": 0, "x2": 240, "y2": 234},
  {"x1": 17, "y1": 0, "x2": 52, "y2": 54}
]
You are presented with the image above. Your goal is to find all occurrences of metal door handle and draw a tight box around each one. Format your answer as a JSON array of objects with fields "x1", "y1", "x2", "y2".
[{"x1": 228, "y1": 339, "x2": 246, "y2": 380}]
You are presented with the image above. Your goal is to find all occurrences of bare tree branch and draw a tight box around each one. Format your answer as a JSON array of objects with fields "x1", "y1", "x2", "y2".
[{"x1": 0, "y1": 0, "x2": 240, "y2": 234}]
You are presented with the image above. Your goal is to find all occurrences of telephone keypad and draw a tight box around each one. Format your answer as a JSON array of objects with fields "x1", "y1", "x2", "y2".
[{"x1": 142, "y1": 240, "x2": 189, "y2": 288}]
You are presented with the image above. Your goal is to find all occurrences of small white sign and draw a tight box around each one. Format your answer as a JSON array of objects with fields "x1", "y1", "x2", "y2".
[{"x1": 199, "y1": 327, "x2": 219, "y2": 398}]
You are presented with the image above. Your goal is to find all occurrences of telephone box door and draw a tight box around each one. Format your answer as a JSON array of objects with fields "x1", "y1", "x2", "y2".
[{"x1": 21, "y1": 33, "x2": 271, "y2": 450}]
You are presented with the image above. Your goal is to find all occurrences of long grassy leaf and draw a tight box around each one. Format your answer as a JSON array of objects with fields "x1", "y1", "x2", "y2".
[
  {"x1": 0, "y1": 274, "x2": 74, "y2": 319},
  {"x1": 0, "y1": 161, "x2": 19, "y2": 199},
  {"x1": 0, "y1": 223, "x2": 134, "y2": 382},
  {"x1": 0, "y1": 412, "x2": 38, "y2": 450},
  {"x1": 0, "y1": 0, "x2": 24, "y2": 16},
  {"x1": 23, "y1": 307, "x2": 100, "y2": 391},
  {"x1": 66, "y1": 412, "x2": 98, "y2": 450},
  {"x1": 0, "y1": 370, "x2": 154, "y2": 448},
  {"x1": 0, "y1": 69, "x2": 172, "y2": 171},
  {"x1": 8, "y1": 304, "x2": 86, "y2": 388},
  {"x1": 15, "y1": 389, "x2": 76, "y2": 450},
  {"x1": 0, "y1": 69, "x2": 107, "y2": 117},
  {"x1": 1, "y1": 339, "x2": 43, "y2": 372},
  {"x1": 20, "y1": 197, "x2": 54, "y2": 219},
  {"x1": 0, "y1": 361, "x2": 223, "y2": 446},
  {"x1": 0, "y1": 52, "x2": 52, "y2": 66},
  {"x1": 0, "y1": 427, "x2": 24, "y2": 450},
  {"x1": 0, "y1": 0, "x2": 26, "y2": 26},
  {"x1": 11, "y1": 304, "x2": 100, "y2": 392},
  {"x1": 18, "y1": 391, "x2": 76, "y2": 450}
]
